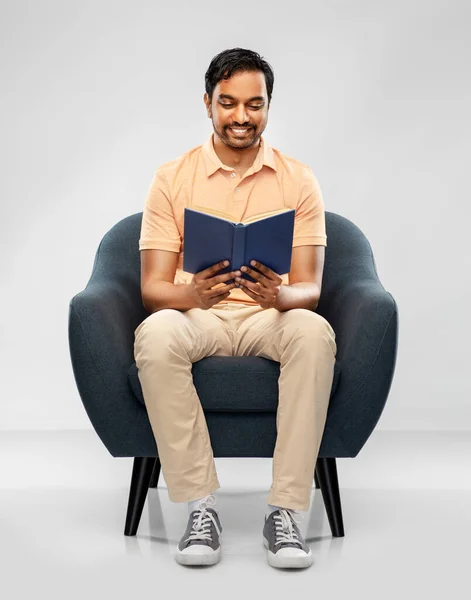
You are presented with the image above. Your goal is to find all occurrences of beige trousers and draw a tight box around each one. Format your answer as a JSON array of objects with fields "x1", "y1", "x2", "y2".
[{"x1": 134, "y1": 301, "x2": 337, "y2": 512}]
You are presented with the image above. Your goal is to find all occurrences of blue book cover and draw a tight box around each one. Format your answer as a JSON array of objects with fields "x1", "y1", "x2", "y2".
[{"x1": 183, "y1": 206, "x2": 295, "y2": 285}]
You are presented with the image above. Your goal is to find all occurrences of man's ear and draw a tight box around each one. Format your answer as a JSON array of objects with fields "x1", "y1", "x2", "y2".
[{"x1": 203, "y1": 93, "x2": 211, "y2": 117}]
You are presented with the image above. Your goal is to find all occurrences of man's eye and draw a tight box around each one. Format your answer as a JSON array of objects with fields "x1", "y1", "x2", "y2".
[{"x1": 220, "y1": 104, "x2": 263, "y2": 109}]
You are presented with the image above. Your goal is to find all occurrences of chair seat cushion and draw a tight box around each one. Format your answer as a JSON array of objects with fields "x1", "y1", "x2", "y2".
[{"x1": 128, "y1": 356, "x2": 341, "y2": 412}]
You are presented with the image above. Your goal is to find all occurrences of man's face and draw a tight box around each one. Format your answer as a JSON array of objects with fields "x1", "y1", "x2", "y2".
[{"x1": 205, "y1": 70, "x2": 269, "y2": 150}]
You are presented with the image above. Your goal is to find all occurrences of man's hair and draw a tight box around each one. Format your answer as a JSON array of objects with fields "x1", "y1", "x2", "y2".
[{"x1": 205, "y1": 48, "x2": 274, "y2": 106}]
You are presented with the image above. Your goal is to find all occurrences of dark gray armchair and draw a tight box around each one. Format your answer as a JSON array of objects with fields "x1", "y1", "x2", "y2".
[{"x1": 68, "y1": 211, "x2": 398, "y2": 538}]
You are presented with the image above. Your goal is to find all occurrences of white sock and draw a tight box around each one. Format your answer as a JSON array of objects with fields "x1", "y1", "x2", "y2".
[
  {"x1": 266, "y1": 503, "x2": 284, "y2": 518},
  {"x1": 188, "y1": 494, "x2": 215, "y2": 515}
]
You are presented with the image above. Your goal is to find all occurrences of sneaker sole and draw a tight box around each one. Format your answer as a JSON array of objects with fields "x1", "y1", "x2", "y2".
[
  {"x1": 175, "y1": 541, "x2": 221, "y2": 566},
  {"x1": 263, "y1": 536, "x2": 313, "y2": 568}
]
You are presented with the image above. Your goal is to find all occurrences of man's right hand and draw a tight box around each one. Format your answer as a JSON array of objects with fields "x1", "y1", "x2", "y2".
[{"x1": 190, "y1": 260, "x2": 241, "y2": 310}]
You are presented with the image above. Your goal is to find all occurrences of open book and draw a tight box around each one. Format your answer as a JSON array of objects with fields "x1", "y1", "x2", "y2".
[{"x1": 183, "y1": 206, "x2": 295, "y2": 285}]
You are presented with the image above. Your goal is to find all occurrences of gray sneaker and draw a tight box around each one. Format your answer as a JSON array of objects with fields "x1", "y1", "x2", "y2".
[
  {"x1": 175, "y1": 495, "x2": 222, "y2": 566},
  {"x1": 263, "y1": 508, "x2": 314, "y2": 568}
]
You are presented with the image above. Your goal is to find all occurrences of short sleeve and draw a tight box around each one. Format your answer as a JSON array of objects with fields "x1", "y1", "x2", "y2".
[
  {"x1": 138, "y1": 168, "x2": 181, "y2": 252},
  {"x1": 293, "y1": 167, "x2": 327, "y2": 247}
]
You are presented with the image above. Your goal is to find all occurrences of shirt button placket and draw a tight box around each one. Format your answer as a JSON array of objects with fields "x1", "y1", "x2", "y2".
[{"x1": 232, "y1": 170, "x2": 241, "y2": 195}]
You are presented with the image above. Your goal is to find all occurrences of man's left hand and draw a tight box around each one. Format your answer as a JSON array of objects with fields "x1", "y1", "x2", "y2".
[{"x1": 235, "y1": 260, "x2": 282, "y2": 309}]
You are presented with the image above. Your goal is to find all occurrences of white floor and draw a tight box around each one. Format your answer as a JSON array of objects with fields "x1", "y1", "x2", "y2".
[{"x1": 0, "y1": 429, "x2": 470, "y2": 599}]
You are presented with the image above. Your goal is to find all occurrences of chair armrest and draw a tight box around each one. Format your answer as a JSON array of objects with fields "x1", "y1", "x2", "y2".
[
  {"x1": 319, "y1": 280, "x2": 399, "y2": 454},
  {"x1": 68, "y1": 279, "x2": 148, "y2": 455}
]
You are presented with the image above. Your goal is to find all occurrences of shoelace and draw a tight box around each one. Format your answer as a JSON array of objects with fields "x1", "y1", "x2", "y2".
[
  {"x1": 273, "y1": 508, "x2": 304, "y2": 547},
  {"x1": 185, "y1": 495, "x2": 221, "y2": 543}
]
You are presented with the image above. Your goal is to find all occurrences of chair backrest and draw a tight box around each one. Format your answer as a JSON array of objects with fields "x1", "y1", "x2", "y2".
[
  {"x1": 86, "y1": 211, "x2": 379, "y2": 318},
  {"x1": 317, "y1": 212, "x2": 379, "y2": 312}
]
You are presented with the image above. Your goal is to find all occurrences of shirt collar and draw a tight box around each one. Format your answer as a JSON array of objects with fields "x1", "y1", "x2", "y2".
[{"x1": 201, "y1": 131, "x2": 277, "y2": 177}]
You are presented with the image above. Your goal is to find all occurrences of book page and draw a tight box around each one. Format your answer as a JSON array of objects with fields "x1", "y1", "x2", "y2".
[
  {"x1": 190, "y1": 205, "x2": 290, "y2": 225},
  {"x1": 242, "y1": 208, "x2": 291, "y2": 224},
  {"x1": 191, "y1": 205, "x2": 235, "y2": 222}
]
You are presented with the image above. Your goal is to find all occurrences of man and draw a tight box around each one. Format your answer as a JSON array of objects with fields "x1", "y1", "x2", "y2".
[{"x1": 134, "y1": 48, "x2": 337, "y2": 569}]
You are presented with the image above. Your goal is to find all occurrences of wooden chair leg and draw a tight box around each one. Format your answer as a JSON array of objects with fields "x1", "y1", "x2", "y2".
[
  {"x1": 314, "y1": 457, "x2": 345, "y2": 537},
  {"x1": 149, "y1": 457, "x2": 161, "y2": 488},
  {"x1": 124, "y1": 457, "x2": 156, "y2": 536}
]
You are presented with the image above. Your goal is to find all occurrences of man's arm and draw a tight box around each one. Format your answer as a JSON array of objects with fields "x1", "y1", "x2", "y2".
[
  {"x1": 141, "y1": 249, "x2": 198, "y2": 312},
  {"x1": 274, "y1": 245, "x2": 325, "y2": 312}
]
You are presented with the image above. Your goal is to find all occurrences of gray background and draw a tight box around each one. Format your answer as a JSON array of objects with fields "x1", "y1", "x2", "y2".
[{"x1": 1, "y1": 0, "x2": 469, "y2": 431}]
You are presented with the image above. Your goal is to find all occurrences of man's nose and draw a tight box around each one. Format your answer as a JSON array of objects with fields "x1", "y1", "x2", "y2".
[{"x1": 233, "y1": 105, "x2": 249, "y2": 125}]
